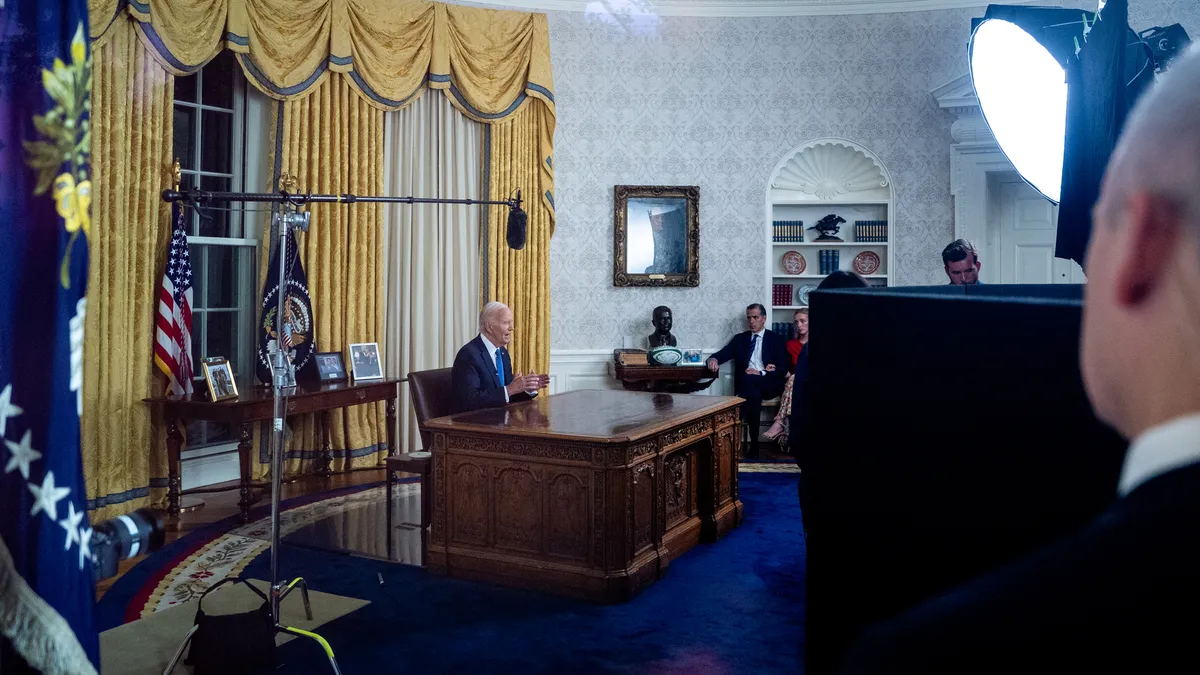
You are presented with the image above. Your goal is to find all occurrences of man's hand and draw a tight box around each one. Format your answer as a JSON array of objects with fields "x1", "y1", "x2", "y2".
[
  {"x1": 745, "y1": 367, "x2": 759, "y2": 375},
  {"x1": 526, "y1": 373, "x2": 550, "y2": 390},
  {"x1": 706, "y1": 358, "x2": 719, "y2": 372},
  {"x1": 506, "y1": 372, "x2": 530, "y2": 396},
  {"x1": 766, "y1": 364, "x2": 776, "y2": 372}
]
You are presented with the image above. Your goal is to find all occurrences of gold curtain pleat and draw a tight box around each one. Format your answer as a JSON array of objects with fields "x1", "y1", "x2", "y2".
[
  {"x1": 486, "y1": 102, "x2": 552, "y2": 377},
  {"x1": 82, "y1": 18, "x2": 173, "y2": 521},
  {"x1": 258, "y1": 74, "x2": 386, "y2": 478}
]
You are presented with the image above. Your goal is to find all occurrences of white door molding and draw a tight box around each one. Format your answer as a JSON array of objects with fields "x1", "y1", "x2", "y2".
[{"x1": 934, "y1": 74, "x2": 1017, "y2": 285}]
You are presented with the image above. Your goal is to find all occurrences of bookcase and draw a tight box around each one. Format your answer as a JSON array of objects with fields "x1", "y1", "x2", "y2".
[{"x1": 765, "y1": 139, "x2": 894, "y2": 339}]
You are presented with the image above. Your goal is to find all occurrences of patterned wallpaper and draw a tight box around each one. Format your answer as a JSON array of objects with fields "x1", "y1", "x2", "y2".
[{"x1": 540, "y1": 1, "x2": 1199, "y2": 350}]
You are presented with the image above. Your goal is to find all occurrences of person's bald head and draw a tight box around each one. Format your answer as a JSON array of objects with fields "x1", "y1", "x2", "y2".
[
  {"x1": 1097, "y1": 46, "x2": 1200, "y2": 230},
  {"x1": 1082, "y1": 45, "x2": 1200, "y2": 439}
]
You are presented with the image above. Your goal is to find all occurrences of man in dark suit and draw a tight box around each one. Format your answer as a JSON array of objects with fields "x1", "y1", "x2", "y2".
[
  {"x1": 838, "y1": 46, "x2": 1200, "y2": 675},
  {"x1": 451, "y1": 301, "x2": 548, "y2": 414},
  {"x1": 707, "y1": 303, "x2": 790, "y2": 459}
]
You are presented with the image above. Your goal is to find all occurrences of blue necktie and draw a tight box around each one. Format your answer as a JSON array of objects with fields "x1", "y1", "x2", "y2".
[
  {"x1": 751, "y1": 334, "x2": 759, "y2": 364},
  {"x1": 495, "y1": 348, "x2": 505, "y2": 386}
]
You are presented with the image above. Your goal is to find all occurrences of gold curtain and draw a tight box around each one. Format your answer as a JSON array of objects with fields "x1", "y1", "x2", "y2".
[
  {"x1": 82, "y1": 18, "x2": 173, "y2": 521},
  {"x1": 485, "y1": 101, "x2": 554, "y2": 377},
  {"x1": 259, "y1": 75, "x2": 387, "y2": 477}
]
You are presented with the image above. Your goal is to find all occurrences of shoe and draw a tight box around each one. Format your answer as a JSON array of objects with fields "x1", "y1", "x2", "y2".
[{"x1": 763, "y1": 420, "x2": 785, "y2": 440}]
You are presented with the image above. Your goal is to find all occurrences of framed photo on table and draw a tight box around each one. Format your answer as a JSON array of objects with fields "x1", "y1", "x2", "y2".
[
  {"x1": 314, "y1": 351, "x2": 348, "y2": 383},
  {"x1": 201, "y1": 357, "x2": 239, "y2": 401},
  {"x1": 348, "y1": 342, "x2": 384, "y2": 381}
]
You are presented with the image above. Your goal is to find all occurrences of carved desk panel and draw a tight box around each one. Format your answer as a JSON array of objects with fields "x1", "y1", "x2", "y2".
[{"x1": 425, "y1": 389, "x2": 743, "y2": 602}]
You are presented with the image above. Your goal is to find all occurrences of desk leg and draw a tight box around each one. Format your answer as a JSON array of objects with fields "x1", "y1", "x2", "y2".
[
  {"x1": 385, "y1": 395, "x2": 397, "y2": 459},
  {"x1": 238, "y1": 423, "x2": 253, "y2": 523},
  {"x1": 314, "y1": 411, "x2": 333, "y2": 477},
  {"x1": 166, "y1": 419, "x2": 183, "y2": 517}
]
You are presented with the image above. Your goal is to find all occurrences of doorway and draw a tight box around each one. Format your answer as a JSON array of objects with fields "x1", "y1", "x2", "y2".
[{"x1": 987, "y1": 172, "x2": 1086, "y2": 284}]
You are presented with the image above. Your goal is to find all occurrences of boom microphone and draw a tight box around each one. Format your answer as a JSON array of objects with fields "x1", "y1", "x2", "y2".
[{"x1": 506, "y1": 189, "x2": 527, "y2": 250}]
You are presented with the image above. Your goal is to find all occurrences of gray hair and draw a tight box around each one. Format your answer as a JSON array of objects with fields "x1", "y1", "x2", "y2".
[
  {"x1": 479, "y1": 301, "x2": 509, "y2": 334},
  {"x1": 1102, "y1": 45, "x2": 1200, "y2": 229}
]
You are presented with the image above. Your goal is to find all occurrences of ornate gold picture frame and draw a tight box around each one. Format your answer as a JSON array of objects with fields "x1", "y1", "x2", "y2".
[{"x1": 613, "y1": 185, "x2": 699, "y2": 287}]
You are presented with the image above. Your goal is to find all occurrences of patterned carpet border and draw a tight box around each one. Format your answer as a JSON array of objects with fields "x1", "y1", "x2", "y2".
[{"x1": 100, "y1": 465, "x2": 794, "y2": 627}]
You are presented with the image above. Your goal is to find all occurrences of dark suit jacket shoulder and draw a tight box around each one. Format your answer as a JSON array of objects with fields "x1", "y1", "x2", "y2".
[
  {"x1": 838, "y1": 460, "x2": 1200, "y2": 675},
  {"x1": 450, "y1": 335, "x2": 536, "y2": 414}
]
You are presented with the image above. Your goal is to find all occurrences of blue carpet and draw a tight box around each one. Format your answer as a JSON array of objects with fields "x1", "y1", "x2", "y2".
[{"x1": 251, "y1": 472, "x2": 806, "y2": 674}]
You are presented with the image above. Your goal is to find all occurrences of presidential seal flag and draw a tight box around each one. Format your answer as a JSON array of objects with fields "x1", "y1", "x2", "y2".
[
  {"x1": 256, "y1": 229, "x2": 316, "y2": 384},
  {"x1": 0, "y1": 3, "x2": 99, "y2": 673}
]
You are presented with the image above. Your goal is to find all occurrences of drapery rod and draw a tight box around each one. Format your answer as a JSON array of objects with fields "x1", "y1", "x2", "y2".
[{"x1": 160, "y1": 187, "x2": 521, "y2": 208}]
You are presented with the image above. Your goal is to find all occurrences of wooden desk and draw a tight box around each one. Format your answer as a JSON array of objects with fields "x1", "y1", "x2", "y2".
[
  {"x1": 145, "y1": 378, "x2": 400, "y2": 523},
  {"x1": 425, "y1": 389, "x2": 744, "y2": 602},
  {"x1": 610, "y1": 362, "x2": 718, "y2": 394}
]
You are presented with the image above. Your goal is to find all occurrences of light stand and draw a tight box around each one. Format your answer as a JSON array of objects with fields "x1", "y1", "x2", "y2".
[{"x1": 159, "y1": 184, "x2": 523, "y2": 675}]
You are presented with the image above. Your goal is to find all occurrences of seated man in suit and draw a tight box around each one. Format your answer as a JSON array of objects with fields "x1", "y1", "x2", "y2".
[
  {"x1": 451, "y1": 301, "x2": 548, "y2": 414},
  {"x1": 707, "y1": 303, "x2": 790, "y2": 459},
  {"x1": 839, "y1": 46, "x2": 1200, "y2": 674}
]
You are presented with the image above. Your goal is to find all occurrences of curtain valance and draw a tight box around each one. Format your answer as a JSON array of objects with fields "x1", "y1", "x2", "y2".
[{"x1": 87, "y1": 0, "x2": 555, "y2": 120}]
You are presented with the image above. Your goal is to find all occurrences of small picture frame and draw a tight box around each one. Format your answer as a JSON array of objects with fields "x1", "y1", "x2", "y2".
[
  {"x1": 202, "y1": 357, "x2": 239, "y2": 402},
  {"x1": 681, "y1": 349, "x2": 703, "y2": 364},
  {"x1": 314, "y1": 351, "x2": 348, "y2": 383},
  {"x1": 347, "y1": 342, "x2": 384, "y2": 381}
]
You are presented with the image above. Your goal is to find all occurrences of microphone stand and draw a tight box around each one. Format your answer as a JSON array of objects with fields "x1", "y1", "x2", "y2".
[{"x1": 159, "y1": 185, "x2": 521, "y2": 675}]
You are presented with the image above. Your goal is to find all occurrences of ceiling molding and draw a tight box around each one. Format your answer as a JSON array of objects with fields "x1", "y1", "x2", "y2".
[{"x1": 453, "y1": 0, "x2": 1035, "y2": 18}]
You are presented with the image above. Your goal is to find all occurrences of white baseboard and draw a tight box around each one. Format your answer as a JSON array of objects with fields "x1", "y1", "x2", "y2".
[{"x1": 548, "y1": 349, "x2": 735, "y2": 396}]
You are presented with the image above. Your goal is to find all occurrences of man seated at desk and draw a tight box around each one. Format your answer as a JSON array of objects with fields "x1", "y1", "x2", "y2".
[{"x1": 451, "y1": 301, "x2": 549, "y2": 413}]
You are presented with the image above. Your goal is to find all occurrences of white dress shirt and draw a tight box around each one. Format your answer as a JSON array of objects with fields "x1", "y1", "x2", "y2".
[
  {"x1": 1117, "y1": 412, "x2": 1200, "y2": 496},
  {"x1": 478, "y1": 334, "x2": 535, "y2": 402},
  {"x1": 747, "y1": 329, "x2": 767, "y2": 374}
]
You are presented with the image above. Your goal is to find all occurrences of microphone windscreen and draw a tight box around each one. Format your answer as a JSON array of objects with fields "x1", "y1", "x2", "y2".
[{"x1": 507, "y1": 205, "x2": 527, "y2": 250}]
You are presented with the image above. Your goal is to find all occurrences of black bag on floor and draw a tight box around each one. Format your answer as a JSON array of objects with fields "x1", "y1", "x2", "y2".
[{"x1": 184, "y1": 577, "x2": 277, "y2": 675}]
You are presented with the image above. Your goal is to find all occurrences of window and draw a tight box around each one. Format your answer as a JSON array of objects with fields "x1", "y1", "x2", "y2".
[{"x1": 173, "y1": 52, "x2": 258, "y2": 448}]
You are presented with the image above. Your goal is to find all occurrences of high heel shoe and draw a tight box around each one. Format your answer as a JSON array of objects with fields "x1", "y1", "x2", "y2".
[{"x1": 763, "y1": 420, "x2": 785, "y2": 440}]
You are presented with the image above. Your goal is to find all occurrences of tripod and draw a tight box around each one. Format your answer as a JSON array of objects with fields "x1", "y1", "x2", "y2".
[{"x1": 159, "y1": 182, "x2": 522, "y2": 675}]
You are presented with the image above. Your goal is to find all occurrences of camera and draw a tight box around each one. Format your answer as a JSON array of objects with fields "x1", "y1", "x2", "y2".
[{"x1": 91, "y1": 508, "x2": 166, "y2": 581}]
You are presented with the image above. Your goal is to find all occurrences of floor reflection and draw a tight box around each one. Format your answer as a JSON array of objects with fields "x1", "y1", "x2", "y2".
[{"x1": 282, "y1": 484, "x2": 426, "y2": 566}]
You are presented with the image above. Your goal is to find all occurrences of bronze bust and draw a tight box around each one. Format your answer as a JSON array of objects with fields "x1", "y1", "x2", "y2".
[{"x1": 647, "y1": 306, "x2": 677, "y2": 347}]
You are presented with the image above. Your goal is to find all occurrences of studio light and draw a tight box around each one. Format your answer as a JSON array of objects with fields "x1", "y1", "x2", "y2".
[
  {"x1": 970, "y1": 18, "x2": 1069, "y2": 202},
  {"x1": 967, "y1": 2, "x2": 1189, "y2": 263}
]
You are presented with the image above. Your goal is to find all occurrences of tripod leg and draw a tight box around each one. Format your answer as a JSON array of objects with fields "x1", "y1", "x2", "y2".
[
  {"x1": 280, "y1": 625, "x2": 342, "y2": 675},
  {"x1": 161, "y1": 624, "x2": 198, "y2": 675},
  {"x1": 279, "y1": 577, "x2": 314, "y2": 621}
]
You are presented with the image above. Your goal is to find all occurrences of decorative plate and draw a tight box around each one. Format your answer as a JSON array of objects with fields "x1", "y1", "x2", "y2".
[
  {"x1": 648, "y1": 346, "x2": 684, "y2": 366},
  {"x1": 853, "y1": 250, "x2": 881, "y2": 276},
  {"x1": 797, "y1": 284, "x2": 816, "y2": 306},
  {"x1": 782, "y1": 250, "x2": 806, "y2": 275}
]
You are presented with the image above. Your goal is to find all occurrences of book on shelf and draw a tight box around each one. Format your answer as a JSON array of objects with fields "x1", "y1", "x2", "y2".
[
  {"x1": 819, "y1": 249, "x2": 841, "y2": 274},
  {"x1": 772, "y1": 220, "x2": 804, "y2": 243},
  {"x1": 613, "y1": 349, "x2": 648, "y2": 366},
  {"x1": 853, "y1": 220, "x2": 889, "y2": 243},
  {"x1": 773, "y1": 283, "x2": 793, "y2": 306},
  {"x1": 772, "y1": 322, "x2": 796, "y2": 340}
]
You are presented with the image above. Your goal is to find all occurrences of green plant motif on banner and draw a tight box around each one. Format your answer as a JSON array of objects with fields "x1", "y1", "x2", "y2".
[{"x1": 24, "y1": 24, "x2": 92, "y2": 289}]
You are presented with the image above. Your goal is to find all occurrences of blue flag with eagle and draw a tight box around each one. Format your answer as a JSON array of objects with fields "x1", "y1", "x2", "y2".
[
  {"x1": 0, "y1": 2, "x2": 99, "y2": 672},
  {"x1": 256, "y1": 228, "x2": 316, "y2": 384}
]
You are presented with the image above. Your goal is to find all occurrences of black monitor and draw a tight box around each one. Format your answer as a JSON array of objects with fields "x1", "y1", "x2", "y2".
[{"x1": 803, "y1": 284, "x2": 1127, "y2": 673}]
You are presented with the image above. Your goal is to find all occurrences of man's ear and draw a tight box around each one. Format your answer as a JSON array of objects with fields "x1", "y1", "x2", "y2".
[{"x1": 1112, "y1": 192, "x2": 1179, "y2": 307}]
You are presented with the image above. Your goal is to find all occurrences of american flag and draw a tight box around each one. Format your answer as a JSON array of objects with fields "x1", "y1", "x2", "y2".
[{"x1": 153, "y1": 203, "x2": 195, "y2": 397}]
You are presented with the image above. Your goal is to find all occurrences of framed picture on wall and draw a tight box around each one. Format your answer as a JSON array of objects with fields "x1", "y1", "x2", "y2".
[
  {"x1": 613, "y1": 185, "x2": 700, "y2": 287},
  {"x1": 348, "y1": 342, "x2": 384, "y2": 381}
]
